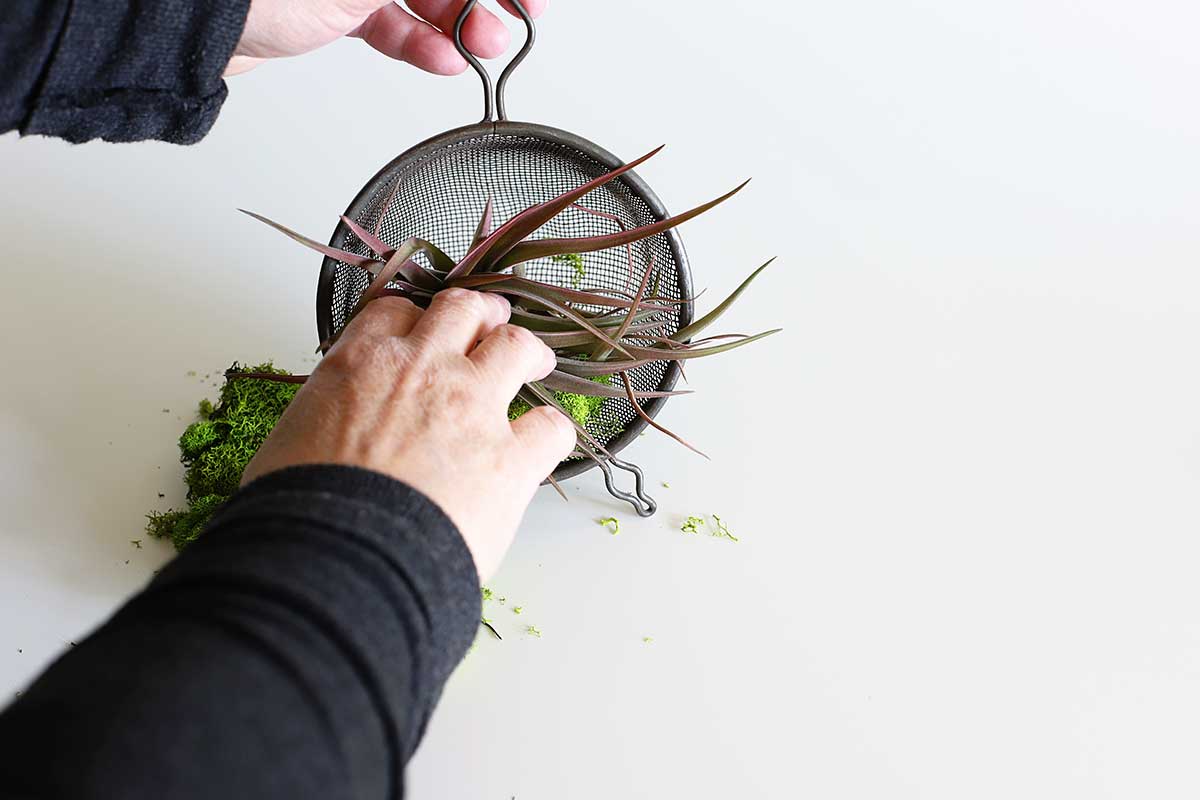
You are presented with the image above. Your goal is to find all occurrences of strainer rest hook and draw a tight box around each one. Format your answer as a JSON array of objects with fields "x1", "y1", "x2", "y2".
[{"x1": 453, "y1": 0, "x2": 536, "y2": 124}]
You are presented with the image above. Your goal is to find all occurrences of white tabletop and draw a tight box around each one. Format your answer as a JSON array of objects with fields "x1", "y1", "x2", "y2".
[{"x1": 3, "y1": 2, "x2": 1200, "y2": 797}]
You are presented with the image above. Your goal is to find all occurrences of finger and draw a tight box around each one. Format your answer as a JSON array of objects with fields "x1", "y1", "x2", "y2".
[
  {"x1": 344, "y1": 295, "x2": 425, "y2": 340},
  {"x1": 354, "y1": 4, "x2": 470, "y2": 75},
  {"x1": 405, "y1": 0, "x2": 510, "y2": 59},
  {"x1": 510, "y1": 405, "x2": 577, "y2": 481},
  {"x1": 496, "y1": 0, "x2": 549, "y2": 20},
  {"x1": 469, "y1": 323, "x2": 556, "y2": 404},
  {"x1": 410, "y1": 288, "x2": 511, "y2": 353}
]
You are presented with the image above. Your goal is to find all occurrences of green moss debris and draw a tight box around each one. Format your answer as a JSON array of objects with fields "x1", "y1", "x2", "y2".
[
  {"x1": 146, "y1": 363, "x2": 299, "y2": 550},
  {"x1": 552, "y1": 252, "x2": 587, "y2": 289},
  {"x1": 150, "y1": 361, "x2": 609, "y2": 551}
]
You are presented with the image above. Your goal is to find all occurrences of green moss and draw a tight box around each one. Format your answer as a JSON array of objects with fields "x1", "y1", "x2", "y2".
[
  {"x1": 147, "y1": 363, "x2": 299, "y2": 551},
  {"x1": 552, "y1": 252, "x2": 586, "y2": 289},
  {"x1": 506, "y1": 383, "x2": 607, "y2": 427},
  {"x1": 598, "y1": 517, "x2": 620, "y2": 535}
]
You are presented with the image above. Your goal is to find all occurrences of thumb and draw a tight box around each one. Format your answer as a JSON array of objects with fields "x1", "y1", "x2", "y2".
[{"x1": 510, "y1": 405, "x2": 577, "y2": 483}]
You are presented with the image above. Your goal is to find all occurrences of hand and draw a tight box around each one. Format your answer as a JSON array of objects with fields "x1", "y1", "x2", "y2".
[
  {"x1": 227, "y1": 0, "x2": 548, "y2": 76},
  {"x1": 241, "y1": 290, "x2": 576, "y2": 582}
]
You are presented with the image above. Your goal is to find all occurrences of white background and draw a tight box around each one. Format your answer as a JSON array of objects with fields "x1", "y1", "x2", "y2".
[{"x1": 2, "y1": 1, "x2": 1200, "y2": 797}]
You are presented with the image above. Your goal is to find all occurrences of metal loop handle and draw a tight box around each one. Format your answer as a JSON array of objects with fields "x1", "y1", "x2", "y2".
[
  {"x1": 597, "y1": 455, "x2": 658, "y2": 518},
  {"x1": 453, "y1": 0, "x2": 536, "y2": 123}
]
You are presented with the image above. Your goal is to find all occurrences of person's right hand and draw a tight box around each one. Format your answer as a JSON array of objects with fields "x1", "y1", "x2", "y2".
[
  {"x1": 241, "y1": 289, "x2": 576, "y2": 583},
  {"x1": 226, "y1": 0, "x2": 549, "y2": 76}
]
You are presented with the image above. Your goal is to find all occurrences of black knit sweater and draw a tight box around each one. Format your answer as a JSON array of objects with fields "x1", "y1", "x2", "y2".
[
  {"x1": 1, "y1": 0, "x2": 250, "y2": 143},
  {"x1": 0, "y1": 467, "x2": 482, "y2": 799}
]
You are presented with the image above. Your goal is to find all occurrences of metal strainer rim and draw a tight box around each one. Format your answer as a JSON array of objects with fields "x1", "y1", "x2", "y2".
[{"x1": 317, "y1": 120, "x2": 694, "y2": 484}]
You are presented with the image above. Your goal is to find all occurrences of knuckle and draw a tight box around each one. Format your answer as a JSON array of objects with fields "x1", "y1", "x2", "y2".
[
  {"x1": 371, "y1": 294, "x2": 419, "y2": 317},
  {"x1": 499, "y1": 324, "x2": 542, "y2": 356},
  {"x1": 321, "y1": 333, "x2": 367, "y2": 372},
  {"x1": 437, "y1": 287, "x2": 483, "y2": 314}
]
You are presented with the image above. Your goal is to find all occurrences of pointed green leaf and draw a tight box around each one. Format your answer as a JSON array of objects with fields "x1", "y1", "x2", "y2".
[{"x1": 673, "y1": 258, "x2": 775, "y2": 342}]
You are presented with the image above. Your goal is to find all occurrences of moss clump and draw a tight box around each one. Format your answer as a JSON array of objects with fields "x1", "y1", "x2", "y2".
[
  {"x1": 552, "y1": 252, "x2": 586, "y2": 288},
  {"x1": 150, "y1": 360, "x2": 607, "y2": 551},
  {"x1": 507, "y1": 389, "x2": 605, "y2": 426},
  {"x1": 147, "y1": 363, "x2": 299, "y2": 550},
  {"x1": 506, "y1": 367, "x2": 609, "y2": 427}
]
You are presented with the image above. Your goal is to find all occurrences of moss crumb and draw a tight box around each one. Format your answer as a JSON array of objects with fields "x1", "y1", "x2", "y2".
[
  {"x1": 710, "y1": 514, "x2": 739, "y2": 542},
  {"x1": 552, "y1": 252, "x2": 586, "y2": 288},
  {"x1": 525, "y1": 625, "x2": 542, "y2": 638},
  {"x1": 481, "y1": 587, "x2": 494, "y2": 602},
  {"x1": 598, "y1": 516, "x2": 620, "y2": 535},
  {"x1": 642, "y1": 636, "x2": 653, "y2": 644},
  {"x1": 681, "y1": 516, "x2": 705, "y2": 534},
  {"x1": 513, "y1": 606, "x2": 523, "y2": 615}
]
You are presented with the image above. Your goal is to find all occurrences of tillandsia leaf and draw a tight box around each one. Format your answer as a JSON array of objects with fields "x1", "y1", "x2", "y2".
[
  {"x1": 618, "y1": 328, "x2": 782, "y2": 361},
  {"x1": 569, "y1": 203, "x2": 636, "y2": 291},
  {"x1": 531, "y1": 320, "x2": 670, "y2": 348},
  {"x1": 555, "y1": 355, "x2": 653, "y2": 377},
  {"x1": 338, "y1": 215, "x2": 391, "y2": 259},
  {"x1": 446, "y1": 145, "x2": 665, "y2": 280},
  {"x1": 476, "y1": 283, "x2": 635, "y2": 359},
  {"x1": 507, "y1": 306, "x2": 659, "y2": 333},
  {"x1": 240, "y1": 210, "x2": 383, "y2": 273},
  {"x1": 470, "y1": 196, "x2": 494, "y2": 252},
  {"x1": 507, "y1": 307, "x2": 581, "y2": 332},
  {"x1": 339, "y1": 215, "x2": 444, "y2": 290},
  {"x1": 673, "y1": 258, "x2": 775, "y2": 342},
  {"x1": 495, "y1": 179, "x2": 752, "y2": 270},
  {"x1": 540, "y1": 369, "x2": 692, "y2": 399},
  {"x1": 373, "y1": 178, "x2": 403, "y2": 237},
  {"x1": 620, "y1": 371, "x2": 710, "y2": 459},
  {"x1": 225, "y1": 371, "x2": 311, "y2": 384},
  {"x1": 450, "y1": 275, "x2": 677, "y2": 313},
  {"x1": 593, "y1": 255, "x2": 654, "y2": 361},
  {"x1": 315, "y1": 240, "x2": 431, "y2": 353},
  {"x1": 356, "y1": 240, "x2": 429, "y2": 310},
  {"x1": 546, "y1": 474, "x2": 568, "y2": 501}
]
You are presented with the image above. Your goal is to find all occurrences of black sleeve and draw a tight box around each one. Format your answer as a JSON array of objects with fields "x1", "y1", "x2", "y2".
[
  {"x1": 0, "y1": 0, "x2": 250, "y2": 144},
  {"x1": 0, "y1": 465, "x2": 482, "y2": 800}
]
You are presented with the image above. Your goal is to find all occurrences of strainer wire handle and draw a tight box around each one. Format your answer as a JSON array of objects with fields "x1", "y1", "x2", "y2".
[
  {"x1": 598, "y1": 456, "x2": 658, "y2": 518},
  {"x1": 453, "y1": 0, "x2": 536, "y2": 123}
]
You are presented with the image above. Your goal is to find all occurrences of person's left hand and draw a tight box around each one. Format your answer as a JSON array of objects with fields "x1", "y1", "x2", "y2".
[{"x1": 226, "y1": 0, "x2": 548, "y2": 76}]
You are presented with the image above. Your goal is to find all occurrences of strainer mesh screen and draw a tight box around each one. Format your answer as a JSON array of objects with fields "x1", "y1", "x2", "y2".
[{"x1": 326, "y1": 132, "x2": 683, "y2": 454}]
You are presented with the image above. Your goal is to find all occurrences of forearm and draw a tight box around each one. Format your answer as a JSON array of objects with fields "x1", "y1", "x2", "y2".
[
  {"x1": 0, "y1": 465, "x2": 480, "y2": 799},
  {"x1": 0, "y1": 0, "x2": 249, "y2": 144}
]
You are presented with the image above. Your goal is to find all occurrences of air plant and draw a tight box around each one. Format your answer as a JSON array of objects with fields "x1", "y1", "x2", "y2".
[{"x1": 235, "y1": 146, "x2": 779, "y2": 496}]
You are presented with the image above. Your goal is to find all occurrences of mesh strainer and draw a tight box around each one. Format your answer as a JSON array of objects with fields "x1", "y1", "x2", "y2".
[{"x1": 317, "y1": 0, "x2": 692, "y2": 516}]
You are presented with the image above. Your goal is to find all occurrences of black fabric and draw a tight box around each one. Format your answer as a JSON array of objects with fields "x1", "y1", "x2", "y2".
[
  {"x1": 0, "y1": 0, "x2": 250, "y2": 144},
  {"x1": 0, "y1": 465, "x2": 482, "y2": 799}
]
